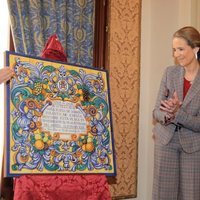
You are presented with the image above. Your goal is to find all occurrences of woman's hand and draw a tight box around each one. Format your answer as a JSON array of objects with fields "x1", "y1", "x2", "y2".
[
  {"x1": 160, "y1": 91, "x2": 182, "y2": 116},
  {"x1": 0, "y1": 67, "x2": 14, "y2": 84}
]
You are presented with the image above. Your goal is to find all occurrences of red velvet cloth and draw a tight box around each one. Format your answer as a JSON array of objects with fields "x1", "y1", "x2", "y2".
[
  {"x1": 13, "y1": 35, "x2": 111, "y2": 200},
  {"x1": 13, "y1": 175, "x2": 111, "y2": 200}
]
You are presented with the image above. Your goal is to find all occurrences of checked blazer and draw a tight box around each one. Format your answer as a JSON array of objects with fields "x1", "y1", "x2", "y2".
[{"x1": 153, "y1": 65, "x2": 200, "y2": 153}]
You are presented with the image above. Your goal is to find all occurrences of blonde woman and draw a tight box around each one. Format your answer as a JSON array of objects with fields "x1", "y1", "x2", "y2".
[{"x1": 152, "y1": 26, "x2": 200, "y2": 200}]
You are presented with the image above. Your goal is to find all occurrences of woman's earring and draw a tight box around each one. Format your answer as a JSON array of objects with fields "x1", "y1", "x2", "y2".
[{"x1": 195, "y1": 52, "x2": 198, "y2": 60}]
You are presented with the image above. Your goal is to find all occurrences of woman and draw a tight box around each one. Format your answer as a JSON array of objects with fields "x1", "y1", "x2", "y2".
[
  {"x1": 0, "y1": 67, "x2": 14, "y2": 84},
  {"x1": 152, "y1": 26, "x2": 200, "y2": 200}
]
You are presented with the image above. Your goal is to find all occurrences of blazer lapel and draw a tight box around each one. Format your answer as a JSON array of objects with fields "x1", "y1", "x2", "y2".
[
  {"x1": 182, "y1": 67, "x2": 200, "y2": 107},
  {"x1": 174, "y1": 66, "x2": 184, "y2": 102}
]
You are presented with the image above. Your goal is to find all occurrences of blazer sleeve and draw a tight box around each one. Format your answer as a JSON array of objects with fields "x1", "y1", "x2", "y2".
[
  {"x1": 152, "y1": 67, "x2": 169, "y2": 124},
  {"x1": 175, "y1": 107, "x2": 200, "y2": 132}
]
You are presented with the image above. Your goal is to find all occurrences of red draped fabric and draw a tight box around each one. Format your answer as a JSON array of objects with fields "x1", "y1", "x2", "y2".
[
  {"x1": 41, "y1": 34, "x2": 67, "y2": 62},
  {"x1": 13, "y1": 175, "x2": 111, "y2": 200}
]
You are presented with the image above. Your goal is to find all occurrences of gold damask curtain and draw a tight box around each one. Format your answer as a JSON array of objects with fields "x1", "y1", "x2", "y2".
[{"x1": 107, "y1": 0, "x2": 141, "y2": 198}]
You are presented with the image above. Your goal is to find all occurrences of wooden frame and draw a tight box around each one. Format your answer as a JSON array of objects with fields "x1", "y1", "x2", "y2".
[{"x1": 93, "y1": 0, "x2": 109, "y2": 69}]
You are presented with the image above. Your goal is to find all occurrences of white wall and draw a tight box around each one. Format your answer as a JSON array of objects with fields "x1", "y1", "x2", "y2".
[
  {"x1": 136, "y1": 0, "x2": 198, "y2": 200},
  {"x1": 0, "y1": 2, "x2": 10, "y2": 196}
]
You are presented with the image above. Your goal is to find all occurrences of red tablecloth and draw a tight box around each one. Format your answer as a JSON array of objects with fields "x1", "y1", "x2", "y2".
[{"x1": 13, "y1": 175, "x2": 111, "y2": 200}]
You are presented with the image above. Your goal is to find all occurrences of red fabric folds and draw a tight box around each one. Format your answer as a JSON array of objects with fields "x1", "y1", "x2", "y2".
[
  {"x1": 14, "y1": 175, "x2": 111, "y2": 200},
  {"x1": 41, "y1": 34, "x2": 67, "y2": 62}
]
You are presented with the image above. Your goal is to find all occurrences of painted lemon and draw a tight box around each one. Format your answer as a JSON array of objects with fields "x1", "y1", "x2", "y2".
[
  {"x1": 35, "y1": 140, "x2": 44, "y2": 150},
  {"x1": 86, "y1": 142, "x2": 95, "y2": 152},
  {"x1": 82, "y1": 142, "x2": 94, "y2": 152}
]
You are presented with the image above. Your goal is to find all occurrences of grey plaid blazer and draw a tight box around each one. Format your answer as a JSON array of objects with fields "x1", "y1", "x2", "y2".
[{"x1": 153, "y1": 65, "x2": 200, "y2": 153}]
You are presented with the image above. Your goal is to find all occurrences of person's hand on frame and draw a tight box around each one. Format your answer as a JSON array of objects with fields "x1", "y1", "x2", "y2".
[{"x1": 0, "y1": 67, "x2": 14, "y2": 84}]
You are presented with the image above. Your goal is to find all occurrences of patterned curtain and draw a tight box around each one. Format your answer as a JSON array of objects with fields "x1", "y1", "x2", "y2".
[{"x1": 7, "y1": 0, "x2": 95, "y2": 67}]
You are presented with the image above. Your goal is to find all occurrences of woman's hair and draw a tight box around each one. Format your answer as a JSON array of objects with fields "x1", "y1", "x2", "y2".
[{"x1": 173, "y1": 26, "x2": 200, "y2": 60}]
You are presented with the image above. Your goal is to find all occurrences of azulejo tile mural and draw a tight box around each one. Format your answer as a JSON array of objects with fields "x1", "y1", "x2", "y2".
[{"x1": 5, "y1": 51, "x2": 115, "y2": 176}]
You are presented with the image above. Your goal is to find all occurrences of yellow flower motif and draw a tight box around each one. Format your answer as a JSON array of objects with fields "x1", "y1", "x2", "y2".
[
  {"x1": 87, "y1": 136, "x2": 93, "y2": 143},
  {"x1": 77, "y1": 89, "x2": 83, "y2": 95},
  {"x1": 33, "y1": 129, "x2": 40, "y2": 134},
  {"x1": 68, "y1": 78, "x2": 73, "y2": 85},
  {"x1": 24, "y1": 77, "x2": 29, "y2": 83},
  {"x1": 73, "y1": 85, "x2": 78, "y2": 90},
  {"x1": 68, "y1": 146, "x2": 73, "y2": 152},
  {"x1": 24, "y1": 106, "x2": 29, "y2": 113},
  {"x1": 52, "y1": 76, "x2": 58, "y2": 82},
  {"x1": 43, "y1": 84, "x2": 48, "y2": 89},
  {"x1": 18, "y1": 129, "x2": 23, "y2": 135},
  {"x1": 47, "y1": 140, "x2": 53, "y2": 146},
  {"x1": 52, "y1": 87, "x2": 58, "y2": 93},
  {"x1": 35, "y1": 133, "x2": 42, "y2": 140},
  {"x1": 43, "y1": 136, "x2": 49, "y2": 142},
  {"x1": 77, "y1": 140, "x2": 83, "y2": 147},
  {"x1": 79, "y1": 95, "x2": 84, "y2": 101}
]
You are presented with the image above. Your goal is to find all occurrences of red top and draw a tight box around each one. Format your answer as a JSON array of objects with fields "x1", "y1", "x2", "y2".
[{"x1": 183, "y1": 78, "x2": 192, "y2": 99}]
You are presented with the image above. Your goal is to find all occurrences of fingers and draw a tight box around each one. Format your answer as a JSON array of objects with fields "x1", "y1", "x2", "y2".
[
  {"x1": 160, "y1": 91, "x2": 182, "y2": 114},
  {"x1": 172, "y1": 91, "x2": 182, "y2": 105},
  {"x1": 160, "y1": 100, "x2": 170, "y2": 109},
  {"x1": 160, "y1": 99, "x2": 175, "y2": 112},
  {"x1": 166, "y1": 112, "x2": 175, "y2": 120},
  {"x1": 0, "y1": 67, "x2": 14, "y2": 84},
  {"x1": 160, "y1": 104, "x2": 174, "y2": 113},
  {"x1": 173, "y1": 91, "x2": 178, "y2": 99}
]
